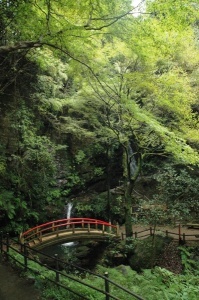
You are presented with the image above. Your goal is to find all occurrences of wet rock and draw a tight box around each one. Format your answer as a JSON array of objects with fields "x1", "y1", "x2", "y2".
[{"x1": 76, "y1": 245, "x2": 91, "y2": 258}]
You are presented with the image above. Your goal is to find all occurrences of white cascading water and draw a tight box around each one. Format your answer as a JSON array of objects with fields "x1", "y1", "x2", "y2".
[
  {"x1": 66, "y1": 202, "x2": 73, "y2": 219},
  {"x1": 62, "y1": 202, "x2": 74, "y2": 247}
]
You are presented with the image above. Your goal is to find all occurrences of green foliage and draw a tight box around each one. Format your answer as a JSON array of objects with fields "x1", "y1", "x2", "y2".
[
  {"x1": 90, "y1": 194, "x2": 108, "y2": 220},
  {"x1": 128, "y1": 236, "x2": 170, "y2": 271},
  {"x1": 8, "y1": 247, "x2": 199, "y2": 300},
  {"x1": 0, "y1": 0, "x2": 199, "y2": 239},
  {"x1": 0, "y1": 100, "x2": 61, "y2": 230},
  {"x1": 179, "y1": 246, "x2": 199, "y2": 275},
  {"x1": 152, "y1": 165, "x2": 199, "y2": 221},
  {"x1": 0, "y1": 157, "x2": 6, "y2": 175},
  {"x1": 75, "y1": 202, "x2": 93, "y2": 217},
  {"x1": 75, "y1": 150, "x2": 86, "y2": 164}
]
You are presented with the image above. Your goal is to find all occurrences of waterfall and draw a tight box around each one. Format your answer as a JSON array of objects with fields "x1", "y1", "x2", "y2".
[
  {"x1": 128, "y1": 144, "x2": 137, "y2": 177},
  {"x1": 63, "y1": 202, "x2": 74, "y2": 247},
  {"x1": 66, "y1": 202, "x2": 73, "y2": 219}
]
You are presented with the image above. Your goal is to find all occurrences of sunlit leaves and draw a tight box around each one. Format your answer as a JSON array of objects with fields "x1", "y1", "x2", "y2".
[{"x1": 146, "y1": 0, "x2": 198, "y2": 29}]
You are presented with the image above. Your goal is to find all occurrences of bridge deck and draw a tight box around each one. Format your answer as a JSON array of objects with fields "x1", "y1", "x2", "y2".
[
  {"x1": 20, "y1": 218, "x2": 119, "y2": 250},
  {"x1": 28, "y1": 229, "x2": 117, "y2": 249}
]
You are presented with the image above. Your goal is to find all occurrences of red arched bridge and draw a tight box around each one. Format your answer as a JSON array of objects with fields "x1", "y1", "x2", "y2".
[{"x1": 20, "y1": 218, "x2": 119, "y2": 250}]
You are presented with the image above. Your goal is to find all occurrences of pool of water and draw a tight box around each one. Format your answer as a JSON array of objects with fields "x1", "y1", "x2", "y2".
[{"x1": 39, "y1": 240, "x2": 108, "y2": 271}]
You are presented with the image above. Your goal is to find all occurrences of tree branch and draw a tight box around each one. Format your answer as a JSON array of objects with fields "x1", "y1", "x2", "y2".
[{"x1": 0, "y1": 41, "x2": 41, "y2": 54}]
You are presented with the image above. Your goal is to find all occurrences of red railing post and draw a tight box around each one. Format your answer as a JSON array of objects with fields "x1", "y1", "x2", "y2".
[
  {"x1": 56, "y1": 225, "x2": 59, "y2": 237},
  {"x1": 39, "y1": 231, "x2": 42, "y2": 242},
  {"x1": 72, "y1": 223, "x2": 75, "y2": 234},
  {"x1": 66, "y1": 219, "x2": 70, "y2": 229},
  {"x1": 82, "y1": 220, "x2": 84, "y2": 228}
]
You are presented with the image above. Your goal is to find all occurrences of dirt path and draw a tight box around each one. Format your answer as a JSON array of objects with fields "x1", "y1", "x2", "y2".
[{"x1": 0, "y1": 263, "x2": 41, "y2": 300}]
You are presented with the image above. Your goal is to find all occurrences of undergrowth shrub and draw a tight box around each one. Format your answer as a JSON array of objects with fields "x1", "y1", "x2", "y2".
[{"x1": 7, "y1": 247, "x2": 199, "y2": 300}]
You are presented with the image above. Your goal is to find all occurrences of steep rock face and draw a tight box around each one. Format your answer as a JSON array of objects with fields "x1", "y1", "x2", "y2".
[
  {"x1": 0, "y1": 53, "x2": 39, "y2": 154},
  {"x1": 0, "y1": 53, "x2": 57, "y2": 229},
  {"x1": 0, "y1": 52, "x2": 126, "y2": 230}
]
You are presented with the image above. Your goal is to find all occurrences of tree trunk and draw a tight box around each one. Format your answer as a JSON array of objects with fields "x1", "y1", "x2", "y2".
[
  {"x1": 124, "y1": 180, "x2": 134, "y2": 237},
  {"x1": 123, "y1": 146, "x2": 142, "y2": 238},
  {"x1": 0, "y1": 41, "x2": 41, "y2": 54}
]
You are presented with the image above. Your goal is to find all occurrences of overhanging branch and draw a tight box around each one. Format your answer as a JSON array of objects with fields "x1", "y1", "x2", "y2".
[{"x1": 0, "y1": 41, "x2": 41, "y2": 54}]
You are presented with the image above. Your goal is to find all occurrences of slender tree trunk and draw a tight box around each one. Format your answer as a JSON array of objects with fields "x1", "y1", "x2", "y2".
[
  {"x1": 123, "y1": 145, "x2": 142, "y2": 237},
  {"x1": 124, "y1": 180, "x2": 134, "y2": 237},
  {"x1": 106, "y1": 143, "x2": 111, "y2": 223}
]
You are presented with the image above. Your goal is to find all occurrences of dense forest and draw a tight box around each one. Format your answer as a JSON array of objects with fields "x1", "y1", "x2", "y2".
[
  {"x1": 0, "y1": 1, "x2": 199, "y2": 299},
  {"x1": 0, "y1": 0, "x2": 198, "y2": 236}
]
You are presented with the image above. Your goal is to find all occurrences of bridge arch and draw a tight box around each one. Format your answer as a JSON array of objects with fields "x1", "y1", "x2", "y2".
[{"x1": 20, "y1": 218, "x2": 119, "y2": 250}]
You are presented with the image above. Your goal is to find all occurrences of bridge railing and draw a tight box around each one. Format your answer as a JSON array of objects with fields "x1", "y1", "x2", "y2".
[
  {"x1": 20, "y1": 218, "x2": 119, "y2": 244},
  {"x1": 121, "y1": 225, "x2": 199, "y2": 243}
]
